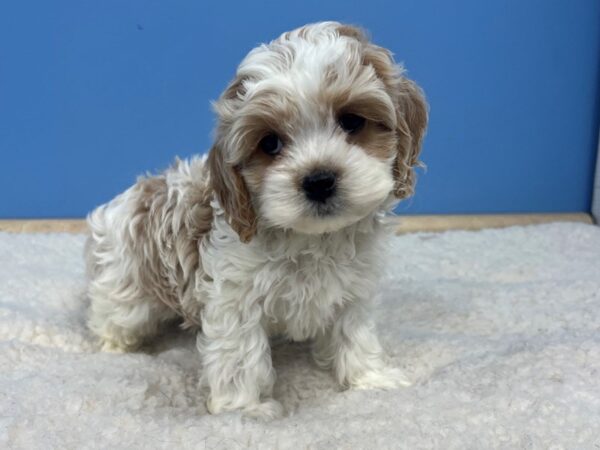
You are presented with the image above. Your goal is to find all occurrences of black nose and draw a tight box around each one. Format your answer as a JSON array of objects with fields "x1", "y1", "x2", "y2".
[{"x1": 302, "y1": 170, "x2": 337, "y2": 203}]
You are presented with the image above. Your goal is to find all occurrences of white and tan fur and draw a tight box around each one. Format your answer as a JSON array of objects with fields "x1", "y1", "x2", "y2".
[{"x1": 85, "y1": 22, "x2": 428, "y2": 419}]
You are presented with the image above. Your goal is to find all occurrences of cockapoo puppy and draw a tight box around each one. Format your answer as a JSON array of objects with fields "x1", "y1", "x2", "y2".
[{"x1": 85, "y1": 21, "x2": 427, "y2": 419}]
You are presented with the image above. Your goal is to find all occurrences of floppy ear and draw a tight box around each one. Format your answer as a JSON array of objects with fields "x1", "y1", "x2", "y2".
[
  {"x1": 207, "y1": 143, "x2": 257, "y2": 243},
  {"x1": 208, "y1": 74, "x2": 258, "y2": 243},
  {"x1": 352, "y1": 32, "x2": 427, "y2": 199},
  {"x1": 391, "y1": 76, "x2": 428, "y2": 198},
  {"x1": 337, "y1": 24, "x2": 428, "y2": 198}
]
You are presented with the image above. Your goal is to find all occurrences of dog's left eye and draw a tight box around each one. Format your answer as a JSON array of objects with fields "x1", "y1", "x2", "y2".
[
  {"x1": 259, "y1": 133, "x2": 283, "y2": 156},
  {"x1": 338, "y1": 113, "x2": 366, "y2": 134}
]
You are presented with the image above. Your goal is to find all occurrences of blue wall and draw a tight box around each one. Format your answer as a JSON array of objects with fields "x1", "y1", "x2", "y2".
[{"x1": 1, "y1": 0, "x2": 599, "y2": 217}]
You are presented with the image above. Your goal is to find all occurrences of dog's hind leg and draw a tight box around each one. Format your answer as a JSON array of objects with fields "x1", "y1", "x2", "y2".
[{"x1": 87, "y1": 278, "x2": 178, "y2": 352}]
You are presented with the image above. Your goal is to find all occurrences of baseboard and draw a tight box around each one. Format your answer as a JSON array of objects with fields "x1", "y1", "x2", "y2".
[
  {"x1": 393, "y1": 213, "x2": 593, "y2": 234},
  {"x1": 0, "y1": 219, "x2": 88, "y2": 233},
  {"x1": 0, "y1": 213, "x2": 594, "y2": 234}
]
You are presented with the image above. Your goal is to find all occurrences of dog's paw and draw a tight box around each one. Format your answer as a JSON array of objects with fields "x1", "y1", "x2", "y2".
[
  {"x1": 98, "y1": 334, "x2": 143, "y2": 353},
  {"x1": 242, "y1": 399, "x2": 284, "y2": 421},
  {"x1": 349, "y1": 367, "x2": 412, "y2": 390}
]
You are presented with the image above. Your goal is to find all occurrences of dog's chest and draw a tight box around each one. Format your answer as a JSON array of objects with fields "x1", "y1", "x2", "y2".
[
  {"x1": 255, "y1": 234, "x2": 377, "y2": 340},
  {"x1": 199, "y1": 215, "x2": 384, "y2": 341}
]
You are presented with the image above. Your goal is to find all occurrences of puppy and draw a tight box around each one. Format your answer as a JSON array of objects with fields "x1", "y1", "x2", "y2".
[{"x1": 85, "y1": 22, "x2": 427, "y2": 419}]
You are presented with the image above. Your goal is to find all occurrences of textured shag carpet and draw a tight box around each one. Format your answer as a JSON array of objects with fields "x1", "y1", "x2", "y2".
[{"x1": 1, "y1": 222, "x2": 599, "y2": 449}]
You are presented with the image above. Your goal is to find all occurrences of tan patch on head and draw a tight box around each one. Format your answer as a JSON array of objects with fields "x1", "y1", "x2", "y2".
[
  {"x1": 336, "y1": 24, "x2": 368, "y2": 42},
  {"x1": 241, "y1": 150, "x2": 275, "y2": 194},
  {"x1": 222, "y1": 84, "x2": 301, "y2": 197},
  {"x1": 225, "y1": 87, "x2": 298, "y2": 164},
  {"x1": 329, "y1": 89, "x2": 396, "y2": 129},
  {"x1": 326, "y1": 72, "x2": 398, "y2": 161},
  {"x1": 346, "y1": 121, "x2": 397, "y2": 160},
  {"x1": 333, "y1": 23, "x2": 429, "y2": 198},
  {"x1": 211, "y1": 77, "x2": 300, "y2": 234}
]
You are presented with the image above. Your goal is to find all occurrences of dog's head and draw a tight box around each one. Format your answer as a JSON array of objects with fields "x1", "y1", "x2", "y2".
[{"x1": 208, "y1": 22, "x2": 428, "y2": 242}]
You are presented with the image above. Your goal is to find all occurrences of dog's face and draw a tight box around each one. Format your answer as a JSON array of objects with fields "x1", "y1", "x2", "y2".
[{"x1": 208, "y1": 22, "x2": 427, "y2": 242}]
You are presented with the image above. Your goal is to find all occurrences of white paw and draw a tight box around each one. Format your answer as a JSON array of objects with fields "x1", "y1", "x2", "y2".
[
  {"x1": 242, "y1": 399, "x2": 284, "y2": 421},
  {"x1": 349, "y1": 367, "x2": 412, "y2": 390}
]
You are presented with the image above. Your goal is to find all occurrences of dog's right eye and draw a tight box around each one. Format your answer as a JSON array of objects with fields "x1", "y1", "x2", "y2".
[{"x1": 259, "y1": 133, "x2": 283, "y2": 156}]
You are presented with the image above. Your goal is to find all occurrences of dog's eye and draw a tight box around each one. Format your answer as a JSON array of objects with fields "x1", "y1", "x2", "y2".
[
  {"x1": 259, "y1": 133, "x2": 283, "y2": 156},
  {"x1": 338, "y1": 113, "x2": 366, "y2": 134}
]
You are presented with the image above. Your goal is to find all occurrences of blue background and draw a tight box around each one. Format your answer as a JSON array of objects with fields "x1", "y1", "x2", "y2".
[{"x1": 1, "y1": 0, "x2": 599, "y2": 218}]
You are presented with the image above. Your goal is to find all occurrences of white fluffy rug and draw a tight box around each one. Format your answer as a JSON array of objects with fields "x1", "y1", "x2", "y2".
[{"x1": 1, "y1": 223, "x2": 599, "y2": 449}]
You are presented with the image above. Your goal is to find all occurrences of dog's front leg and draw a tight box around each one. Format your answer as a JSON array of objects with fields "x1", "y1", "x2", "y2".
[
  {"x1": 312, "y1": 301, "x2": 411, "y2": 390},
  {"x1": 197, "y1": 293, "x2": 282, "y2": 420}
]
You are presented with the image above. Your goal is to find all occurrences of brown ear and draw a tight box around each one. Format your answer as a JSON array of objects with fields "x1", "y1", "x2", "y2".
[
  {"x1": 207, "y1": 143, "x2": 257, "y2": 243},
  {"x1": 359, "y1": 40, "x2": 428, "y2": 199},
  {"x1": 392, "y1": 76, "x2": 428, "y2": 198}
]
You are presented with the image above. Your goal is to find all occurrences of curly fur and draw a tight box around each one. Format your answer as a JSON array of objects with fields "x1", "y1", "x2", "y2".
[{"x1": 85, "y1": 21, "x2": 428, "y2": 419}]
